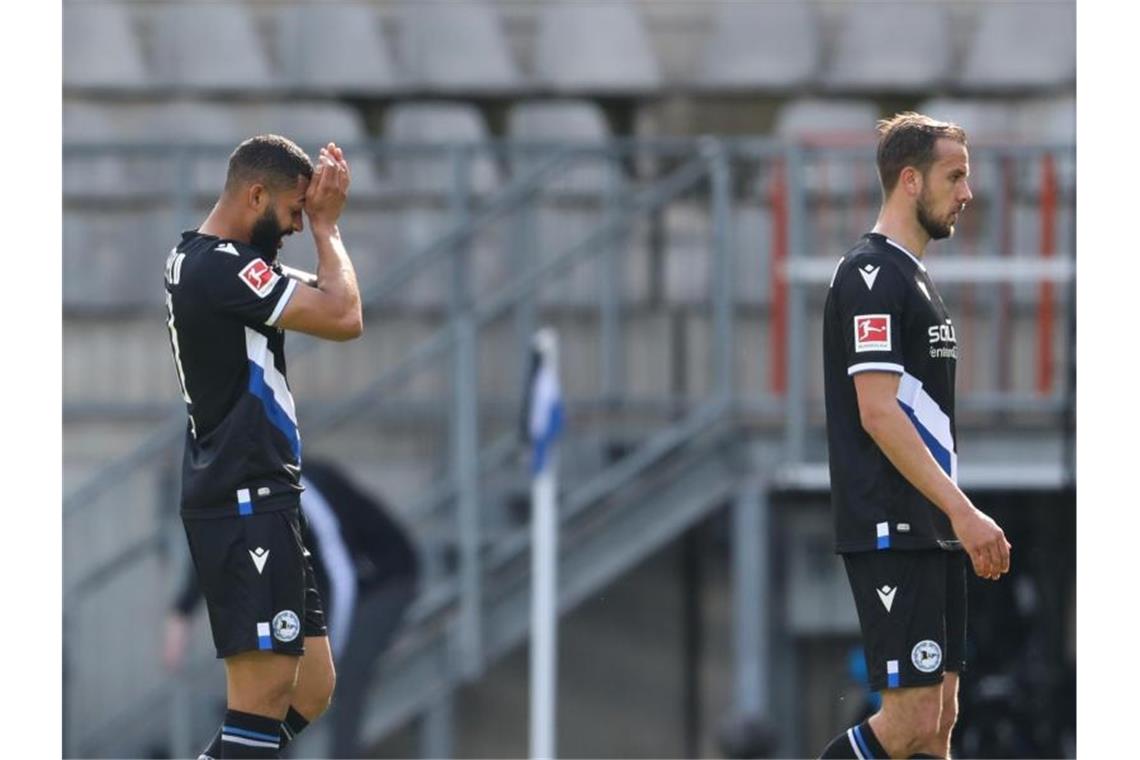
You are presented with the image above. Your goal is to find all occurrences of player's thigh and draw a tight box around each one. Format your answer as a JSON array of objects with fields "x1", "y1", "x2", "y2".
[
  {"x1": 843, "y1": 549, "x2": 949, "y2": 692},
  {"x1": 294, "y1": 635, "x2": 336, "y2": 701},
  {"x1": 183, "y1": 508, "x2": 311, "y2": 659}
]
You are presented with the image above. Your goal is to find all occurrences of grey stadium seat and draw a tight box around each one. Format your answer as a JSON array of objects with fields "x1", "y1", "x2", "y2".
[
  {"x1": 775, "y1": 99, "x2": 881, "y2": 200},
  {"x1": 535, "y1": 1, "x2": 661, "y2": 93},
  {"x1": 383, "y1": 103, "x2": 500, "y2": 196},
  {"x1": 63, "y1": 207, "x2": 177, "y2": 308},
  {"x1": 507, "y1": 100, "x2": 616, "y2": 197},
  {"x1": 64, "y1": 2, "x2": 148, "y2": 91},
  {"x1": 823, "y1": 3, "x2": 951, "y2": 93},
  {"x1": 697, "y1": 2, "x2": 819, "y2": 91},
  {"x1": 63, "y1": 101, "x2": 135, "y2": 200},
  {"x1": 274, "y1": 3, "x2": 400, "y2": 94},
  {"x1": 150, "y1": 3, "x2": 277, "y2": 91},
  {"x1": 958, "y1": 2, "x2": 1075, "y2": 91},
  {"x1": 399, "y1": 0, "x2": 519, "y2": 92}
]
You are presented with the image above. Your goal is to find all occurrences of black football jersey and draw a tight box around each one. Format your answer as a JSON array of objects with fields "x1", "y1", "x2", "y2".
[
  {"x1": 822, "y1": 233, "x2": 961, "y2": 553},
  {"x1": 164, "y1": 231, "x2": 304, "y2": 518}
]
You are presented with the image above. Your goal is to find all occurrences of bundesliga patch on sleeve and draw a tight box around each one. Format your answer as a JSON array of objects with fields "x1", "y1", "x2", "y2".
[
  {"x1": 854, "y1": 314, "x2": 891, "y2": 352},
  {"x1": 238, "y1": 259, "x2": 280, "y2": 298}
]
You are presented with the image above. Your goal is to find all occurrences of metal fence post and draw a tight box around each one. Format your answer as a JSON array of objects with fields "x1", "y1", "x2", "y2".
[
  {"x1": 707, "y1": 138, "x2": 736, "y2": 404},
  {"x1": 452, "y1": 315, "x2": 483, "y2": 678},
  {"x1": 732, "y1": 478, "x2": 770, "y2": 717},
  {"x1": 784, "y1": 145, "x2": 808, "y2": 463},
  {"x1": 600, "y1": 150, "x2": 624, "y2": 402},
  {"x1": 450, "y1": 145, "x2": 473, "y2": 315}
]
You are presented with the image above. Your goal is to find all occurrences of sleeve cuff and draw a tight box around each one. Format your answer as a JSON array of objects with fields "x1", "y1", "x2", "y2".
[
  {"x1": 848, "y1": 361, "x2": 904, "y2": 376},
  {"x1": 266, "y1": 278, "x2": 298, "y2": 327}
]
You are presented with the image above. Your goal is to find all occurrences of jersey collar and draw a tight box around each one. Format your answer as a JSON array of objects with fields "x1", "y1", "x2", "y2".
[{"x1": 873, "y1": 233, "x2": 927, "y2": 272}]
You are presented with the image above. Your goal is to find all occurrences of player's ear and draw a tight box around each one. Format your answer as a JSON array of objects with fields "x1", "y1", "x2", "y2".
[
  {"x1": 899, "y1": 166, "x2": 922, "y2": 198},
  {"x1": 247, "y1": 182, "x2": 271, "y2": 213}
]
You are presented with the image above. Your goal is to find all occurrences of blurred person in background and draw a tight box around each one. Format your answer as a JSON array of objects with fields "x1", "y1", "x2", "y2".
[
  {"x1": 164, "y1": 459, "x2": 420, "y2": 758},
  {"x1": 163, "y1": 134, "x2": 362, "y2": 758},
  {"x1": 817, "y1": 113, "x2": 1012, "y2": 759}
]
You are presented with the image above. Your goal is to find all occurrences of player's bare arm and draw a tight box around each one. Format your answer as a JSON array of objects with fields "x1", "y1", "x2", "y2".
[
  {"x1": 277, "y1": 142, "x2": 363, "y2": 341},
  {"x1": 853, "y1": 371, "x2": 1011, "y2": 581}
]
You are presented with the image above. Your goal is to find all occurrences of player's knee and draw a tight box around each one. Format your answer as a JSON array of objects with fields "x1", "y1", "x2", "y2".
[{"x1": 906, "y1": 692, "x2": 944, "y2": 751}]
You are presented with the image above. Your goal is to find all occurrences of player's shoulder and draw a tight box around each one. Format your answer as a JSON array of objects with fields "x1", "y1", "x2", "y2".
[{"x1": 831, "y1": 235, "x2": 908, "y2": 292}]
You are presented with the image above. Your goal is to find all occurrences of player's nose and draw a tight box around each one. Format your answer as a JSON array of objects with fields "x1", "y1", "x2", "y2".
[{"x1": 959, "y1": 180, "x2": 973, "y2": 205}]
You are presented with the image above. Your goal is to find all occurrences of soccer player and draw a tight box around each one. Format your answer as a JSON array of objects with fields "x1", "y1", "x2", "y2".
[
  {"x1": 817, "y1": 113, "x2": 1012, "y2": 759},
  {"x1": 163, "y1": 135, "x2": 362, "y2": 758}
]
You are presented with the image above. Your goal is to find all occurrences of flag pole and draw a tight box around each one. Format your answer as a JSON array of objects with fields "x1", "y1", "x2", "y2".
[{"x1": 527, "y1": 328, "x2": 562, "y2": 760}]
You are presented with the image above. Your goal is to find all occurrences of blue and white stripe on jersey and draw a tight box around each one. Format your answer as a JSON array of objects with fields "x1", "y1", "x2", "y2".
[
  {"x1": 896, "y1": 371, "x2": 957, "y2": 482},
  {"x1": 244, "y1": 328, "x2": 301, "y2": 461}
]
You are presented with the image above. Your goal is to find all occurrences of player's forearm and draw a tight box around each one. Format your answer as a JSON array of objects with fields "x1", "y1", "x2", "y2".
[
  {"x1": 861, "y1": 403, "x2": 971, "y2": 521},
  {"x1": 311, "y1": 224, "x2": 362, "y2": 328}
]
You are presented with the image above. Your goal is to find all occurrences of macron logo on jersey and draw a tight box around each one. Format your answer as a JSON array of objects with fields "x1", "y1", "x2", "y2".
[
  {"x1": 854, "y1": 314, "x2": 891, "y2": 353},
  {"x1": 239, "y1": 259, "x2": 279, "y2": 298}
]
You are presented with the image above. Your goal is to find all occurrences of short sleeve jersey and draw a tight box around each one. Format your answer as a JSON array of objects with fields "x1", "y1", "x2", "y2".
[
  {"x1": 164, "y1": 231, "x2": 304, "y2": 518},
  {"x1": 822, "y1": 232, "x2": 961, "y2": 553}
]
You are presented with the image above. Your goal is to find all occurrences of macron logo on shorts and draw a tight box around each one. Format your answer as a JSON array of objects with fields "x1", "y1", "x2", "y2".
[{"x1": 249, "y1": 547, "x2": 269, "y2": 574}]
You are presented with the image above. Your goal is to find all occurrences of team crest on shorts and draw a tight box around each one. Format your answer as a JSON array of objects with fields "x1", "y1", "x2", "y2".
[
  {"x1": 911, "y1": 639, "x2": 942, "y2": 673},
  {"x1": 272, "y1": 610, "x2": 301, "y2": 643}
]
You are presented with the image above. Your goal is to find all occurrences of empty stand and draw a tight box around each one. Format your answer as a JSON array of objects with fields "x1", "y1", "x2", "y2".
[
  {"x1": 399, "y1": 0, "x2": 519, "y2": 92},
  {"x1": 63, "y1": 2, "x2": 148, "y2": 91},
  {"x1": 823, "y1": 3, "x2": 951, "y2": 93},
  {"x1": 696, "y1": 2, "x2": 819, "y2": 91},
  {"x1": 274, "y1": 3, "x2": 400, "y2": 95},
  {"x1": 150, "y1": 3, "x2": 277, "y2": 92},
  {"x1": 507, "y1": 100, "x2": 615, "y2": 197},
  {"x1": 383, "y1": 102, "x2": 501, "y2": 197},
  {"x1": 535, "y1": 1, "x2": 660, "y2": 93},
  {"x1": 958, "y1": 3, "x2": 1075, "y2": 91}
]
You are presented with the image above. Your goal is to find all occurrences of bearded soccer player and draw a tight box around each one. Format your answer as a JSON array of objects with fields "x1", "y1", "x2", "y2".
[
  {"x1": 817, "y1": 114, "x2": 1011, "y2": 760},
  {"x1": 163, "y1": 135, "x2": 362, "y2": 758}
]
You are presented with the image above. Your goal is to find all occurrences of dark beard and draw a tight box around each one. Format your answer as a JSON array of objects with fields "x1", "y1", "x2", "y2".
[
  {"x1": 916, "y1": 193, "x2": 953, "y2": 241},
  {"x1": 250, "y1": 207, "x2": 285, "y2": 258}
]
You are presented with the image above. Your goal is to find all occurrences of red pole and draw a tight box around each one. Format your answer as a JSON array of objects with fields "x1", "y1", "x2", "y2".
[
  {"x1": 1037, "y1": 154, "x2": 1058, "y2": 396},
  {"x1": 770, "y1": 161, "x2": 788, "y2": 397}
]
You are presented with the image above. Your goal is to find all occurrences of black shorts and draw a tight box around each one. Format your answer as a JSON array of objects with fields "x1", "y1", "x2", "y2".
[
  {"x1": 843, "y1": 548, "x2": 967, "y2": 691},
  {"x1": 183, "y1": 507, "x2": 327, "y2": 659}
]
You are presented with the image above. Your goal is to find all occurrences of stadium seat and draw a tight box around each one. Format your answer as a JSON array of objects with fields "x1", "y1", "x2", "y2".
[
  {"x1": 274, "y1": 3, "x2": 400, "y2": 94},
  {"x1": 507, "y1": 100, "x2": 617, "y2": 198},
  {"x1": 958, "y1": 2, "x2": 1075, "y2": 91},
  {"x1": 774, "y1": 99, "x2": 881, "y2": 200},
  {"x1": 822, "y1": 3, "x2": 951, "y2": 92},
  {"x1": 383, "y1": 103, "x2": 501, "y2": 197},
  {"x1": 63, "y1": 100, "x2": 136, "y2": 200},
  {"x1": 63, "y1": 208, "x2": 177, "y2": 309},
  {"x1": 696, "y1": 2, "x2": 819, "y2": 91},
  {"x1": 399, "y1": 0, "x2": 520, "y2": 92},
  {"x1": 150, "y1": 3, "x2": 277, "y2": 91},
  {"x1": 63, "y1": 2, "x2": 148, "y2": 91},
  {"x1": 535, "y1": 1, "x2": 661, "y2": 93}
]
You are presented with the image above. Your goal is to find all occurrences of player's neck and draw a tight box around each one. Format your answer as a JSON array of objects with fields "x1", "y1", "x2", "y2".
[
  {"x1": 871, "y1": 207, "x2": 930, "y2": 260},
  {"x1": 198, "y1": 201, "x2": 252, "y2": 245}
]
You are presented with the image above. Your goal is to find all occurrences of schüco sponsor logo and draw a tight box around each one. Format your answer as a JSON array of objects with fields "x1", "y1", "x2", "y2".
[{"x1": 928, "y1": 319, "x2": 958, "y2": 359}]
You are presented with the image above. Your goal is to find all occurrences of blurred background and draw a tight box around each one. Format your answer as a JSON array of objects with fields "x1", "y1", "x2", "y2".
[{"x1": 61, "y1": 1, "x2": 1076, "y2": 757}]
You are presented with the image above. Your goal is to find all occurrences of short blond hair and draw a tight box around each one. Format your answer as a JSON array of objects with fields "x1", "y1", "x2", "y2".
[{"x1": 876, "y1": 112, "x2": 967, "y2": 195}]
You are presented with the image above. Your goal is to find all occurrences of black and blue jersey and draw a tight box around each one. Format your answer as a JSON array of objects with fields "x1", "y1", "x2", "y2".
[
  {"x1": 823, "y1": 232, "x2": 961, "y2": 553},
  {"x1": 164, "y1": 231, "x2": 303, "y2": 518}
]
